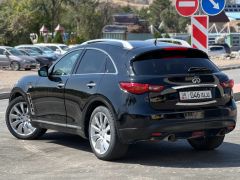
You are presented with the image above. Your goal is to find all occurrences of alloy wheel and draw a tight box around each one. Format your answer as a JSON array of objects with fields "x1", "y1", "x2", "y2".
[
  {"x1": 9, "y1": 102, "x2": 36, "y2": 136},
  {"x1": 90, "y1": 112, "x2": 111, "y2": 155}
]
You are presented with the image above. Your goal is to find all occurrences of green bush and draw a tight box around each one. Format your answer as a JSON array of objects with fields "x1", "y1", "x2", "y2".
[
  {"x1": 53, "y1": 31, "x2": 63, "y2": 43},
  {"x1": 37, "y1": 35, "x2": 44, "y2": 43},
  {"x1": 164, "y1": 33, "x2": 171, "y2": 38},
  {"x1": 154, "y1": 32, "x2": 162, "y2": 38},
  {"x1": 47, "y1": 37, "x2": 53, "y2": 43}
]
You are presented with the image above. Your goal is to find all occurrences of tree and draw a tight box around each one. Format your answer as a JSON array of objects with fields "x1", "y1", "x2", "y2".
[
  {"x1": 0, "y1": 0, "x2": 39, "y2": 45},
  {"x1": 63, "y1": 0, "x2": 109, "y2": 40},
  {"x1": 149, "y1": 0, "x2": 171, "y2": 27},
  {"x1": 35, "y1": 0, "x2": 66, "y2": 37}
]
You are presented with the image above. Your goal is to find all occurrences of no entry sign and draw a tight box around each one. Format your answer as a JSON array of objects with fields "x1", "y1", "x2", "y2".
[
  {"x1": 191, "y1": 15, "x2": 209, "y2": 53},
  {"x1": 175, "y1": 0, "x2": 199, "y2": 17}
]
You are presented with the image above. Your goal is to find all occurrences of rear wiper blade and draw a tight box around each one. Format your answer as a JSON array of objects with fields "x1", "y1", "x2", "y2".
[{"x1": 188, "y1": 67, "x2": 213, "y2": 73}]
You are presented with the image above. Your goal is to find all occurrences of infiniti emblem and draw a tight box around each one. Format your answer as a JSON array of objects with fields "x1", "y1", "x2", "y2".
[{"x1": 192, "y1": 77, "x2": 201, "y2": 84}]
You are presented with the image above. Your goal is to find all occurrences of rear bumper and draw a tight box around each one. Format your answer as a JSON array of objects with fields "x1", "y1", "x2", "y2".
[
  {"x1": 21, "y1": 63, "x2": 37, "y2": 69},
  {"x1": 117, "y1": 102, "x2": 237, "y2": 144}
]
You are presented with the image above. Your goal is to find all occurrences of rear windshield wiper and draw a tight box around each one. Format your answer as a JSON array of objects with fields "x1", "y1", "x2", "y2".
[{"x1": 188, "y1": 67, "x2": 213, "y2": 73}]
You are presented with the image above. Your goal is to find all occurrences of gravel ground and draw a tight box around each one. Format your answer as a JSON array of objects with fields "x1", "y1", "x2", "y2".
[
  {"x1": 0, "y1": 70, "x2": 36, "y2": 91},
  {"x1": 0, "y1": 58, "x2": 240, "y2": 92}
]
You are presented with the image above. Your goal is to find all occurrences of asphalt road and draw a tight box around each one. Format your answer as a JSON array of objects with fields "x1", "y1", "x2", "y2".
[{"x1": 0, "y1": 99, "x2": 240, "y2": 180}]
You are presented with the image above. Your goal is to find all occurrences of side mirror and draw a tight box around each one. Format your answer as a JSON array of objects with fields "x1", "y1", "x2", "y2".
[{"x1": 38, "y1": 66, "x2": 49, "y2": 77}]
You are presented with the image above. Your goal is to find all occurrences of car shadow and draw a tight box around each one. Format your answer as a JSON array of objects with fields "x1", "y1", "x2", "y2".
[
  {"x1": 41, "y1": 132, "x2": 240, "y2": 168},
  {"x1": 40, "y1": 131, "x2": 92, "y2": 153}
]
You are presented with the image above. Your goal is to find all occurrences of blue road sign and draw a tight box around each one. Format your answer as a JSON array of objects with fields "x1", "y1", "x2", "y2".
[{"x1": 201, "y1": 0, "x2": 226, "y2": 16}]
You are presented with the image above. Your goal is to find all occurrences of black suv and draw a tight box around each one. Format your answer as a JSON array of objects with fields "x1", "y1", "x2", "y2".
[{"x1": 6, "y1": 39, "x2": 237, "y2": 160}]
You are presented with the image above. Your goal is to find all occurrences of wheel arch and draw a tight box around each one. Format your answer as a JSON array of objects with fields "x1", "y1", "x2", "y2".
[
  {"x1": 9, "y1": 88, "x2": 27, "y2": 102},
  {"x1": 81, "y1": 95, "x2": 118, "y2": 139}
]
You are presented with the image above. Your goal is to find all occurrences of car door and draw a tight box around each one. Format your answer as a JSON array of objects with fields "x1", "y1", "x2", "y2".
[
  {"x1": 30, "y1": 50, "x2": 82, "y2": 126},
  {"x1": 0, "y1": 48, "x2": 10, "y2": 67},
  {"x1": 64, "y1": 48, "x2": 114, "y2": 129}
]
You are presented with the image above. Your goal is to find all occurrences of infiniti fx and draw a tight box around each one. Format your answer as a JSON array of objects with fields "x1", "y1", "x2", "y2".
[{"x1": 6, "y1": 39, "x2": 237, "y2": 160}]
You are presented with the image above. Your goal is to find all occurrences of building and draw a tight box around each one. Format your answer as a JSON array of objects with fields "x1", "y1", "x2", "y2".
[{"x1": 102, "y1": 13, "x2": 153, "y2": 40}]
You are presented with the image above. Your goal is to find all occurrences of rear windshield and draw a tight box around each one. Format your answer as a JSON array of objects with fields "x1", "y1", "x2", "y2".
[{"x1": 133, "y1": 58, "x2": 219, "y2": 76}]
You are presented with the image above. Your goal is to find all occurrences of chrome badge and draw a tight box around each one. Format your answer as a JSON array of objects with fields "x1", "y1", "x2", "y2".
[{"x1": 192, "y1": 77, "x2": 201, "y2": 84}]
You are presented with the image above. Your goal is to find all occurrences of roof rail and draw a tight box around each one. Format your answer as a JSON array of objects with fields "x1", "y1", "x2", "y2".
[{"x1": 81, "y1": 39, "x2": 134, "y2": 50}]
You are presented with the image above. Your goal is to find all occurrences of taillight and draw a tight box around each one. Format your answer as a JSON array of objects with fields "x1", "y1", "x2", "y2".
[
  {"x1": 221, "y1": 79, "x2": 234, "y2": 89},
  {"x1": 120, "y1": 82, "x2": 164, "y2": 95}
]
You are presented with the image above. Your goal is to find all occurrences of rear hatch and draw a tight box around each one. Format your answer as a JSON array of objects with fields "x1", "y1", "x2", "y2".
[{"x1": 128, "y1": 47, "x2": 233, "y2": 110}]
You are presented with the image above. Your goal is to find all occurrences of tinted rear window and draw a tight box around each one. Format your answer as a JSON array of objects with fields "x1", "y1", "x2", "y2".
[{"x1": 132, "y1": 51, "x2": 219, "y2": 75}]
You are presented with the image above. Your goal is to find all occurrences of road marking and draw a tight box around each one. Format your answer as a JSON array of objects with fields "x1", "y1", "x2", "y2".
[{"x1": 179, "y1": 1, "x2": 195, "y2": 7}]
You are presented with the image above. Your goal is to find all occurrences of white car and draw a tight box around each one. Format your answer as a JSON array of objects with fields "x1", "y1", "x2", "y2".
[
  {"x1": 36, "y1": 43, "x2": 68, "y2": 55},
  {"x1": 208, "y1": 46, "x2": 227, "y2": 57},
  {"x1": 146, "y1": 38, "x2": 191, "y2": 47}
]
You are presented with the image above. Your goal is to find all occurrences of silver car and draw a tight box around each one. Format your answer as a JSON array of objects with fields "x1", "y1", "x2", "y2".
[
  {"x1": 0, "y1": 46, "x2": 37, "y2": 71},
  {"x1": 208, "y1": 46, "x2": 227, "y2": 57}
]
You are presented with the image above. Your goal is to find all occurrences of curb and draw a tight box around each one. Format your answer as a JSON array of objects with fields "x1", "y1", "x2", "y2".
[
  {"x1": 220, "y1": 65, "x2": 240, "y2": 71},
  {"x1": 0, "y1": 92, "x2": 10, "y2": 100}
]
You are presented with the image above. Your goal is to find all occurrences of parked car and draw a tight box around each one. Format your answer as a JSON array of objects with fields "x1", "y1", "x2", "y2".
[
  {"x1": 68, "y1": 44, "x2": 81, "y2": 49},
  {"x1": 146, "y1": 38, "x2": 191, "y2": 47},
  {"x1": 36, "y1": 43, "x2": 68, "y2": 55},
  {"x1": 208, "y1": 45, "x2": 227, "y2": 57},
  {"x1": 18, "y1": 49, "x2": 53, "y2": 67},
  {"x1": 0, "y1": 46, "x2": 37, "y2": 70},
  {"x1": 15, "y1": 45, "x2": 58, "y2": 56},
  {"x1": 213, "y1": 43, "x2": 231, "y2": 54},
  {"x1": 15, "y1": 45, "x2": 59, "y2": 66},
  {"x1": 6, "y1": 39, "x2": 236, "y2": 161}
]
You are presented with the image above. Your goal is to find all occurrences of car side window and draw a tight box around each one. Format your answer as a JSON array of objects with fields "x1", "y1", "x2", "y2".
[
  {"x1": 76, "y1": 49, "x2": 108, "y2": 74},
  {"x1": 52, "y1": 50, "x2": 82, "y2": 76},
  {"x1": 0, "y1": 49, "x2": 4, "y2": 55}
]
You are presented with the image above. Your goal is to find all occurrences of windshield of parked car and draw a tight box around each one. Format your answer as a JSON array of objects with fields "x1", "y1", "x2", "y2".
[
  {"x1": 23, "y1": 47, "x2": 44, "y2": 54},
  {"x1": 38, "y1": 46, "x2": 54, "y2": 54},
  {"x1": 6, "y1": 48, "x2": 24, "y2": 56},
  {"x1": 25, "y1": 49, "x2": 41, "y2": 56}
]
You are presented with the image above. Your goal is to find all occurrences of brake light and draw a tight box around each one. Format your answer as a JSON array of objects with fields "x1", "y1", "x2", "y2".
[
  {"x1": 163, "y1": 47, "x2": 189, "y2": 51},
  {"x1": 221, "y1": 79, "x2": 234, "y2": 89},
  {"x1": 120, "y1": 82, "x2": 164, "y2": 94}
]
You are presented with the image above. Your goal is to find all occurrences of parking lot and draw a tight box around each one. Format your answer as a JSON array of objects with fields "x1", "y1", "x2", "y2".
[{"x1": 0, "y1": 99, "x2": 239, "y2": 180}]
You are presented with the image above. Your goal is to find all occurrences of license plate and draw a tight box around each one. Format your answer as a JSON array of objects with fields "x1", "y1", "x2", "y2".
[{"x1": 179, "y1": 91, "x2": 212, "y2": 101}]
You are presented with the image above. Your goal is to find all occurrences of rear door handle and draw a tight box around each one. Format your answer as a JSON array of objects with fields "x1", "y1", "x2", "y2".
[
  {"x1": 87, "y1": 82, "x2": 96, "y2": 88},
  {"x1": 57, "y1": 83, "x2": 65, "y2": 89}
]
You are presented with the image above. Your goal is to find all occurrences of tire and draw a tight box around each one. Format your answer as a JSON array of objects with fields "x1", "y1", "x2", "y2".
[
  {"x1": 10, "y1": 61, "x2": 20, "y2": 71},
  {"x1": 89, "y1": 106, "x2": 128, "y2": 161},
  {"x1": 6, "y1": 96, "x2": 47, "y2": 140},
  {"x1": 188, "y1": 136, "x2": 225, "y2": 151}
]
